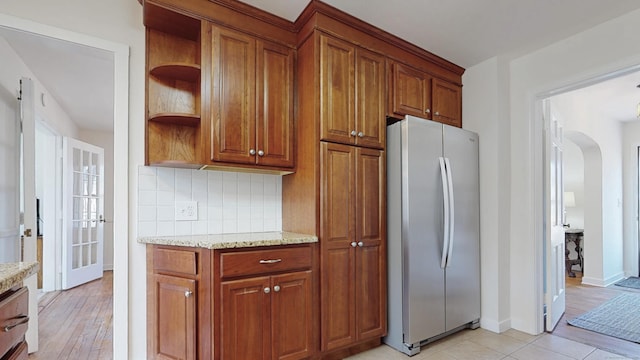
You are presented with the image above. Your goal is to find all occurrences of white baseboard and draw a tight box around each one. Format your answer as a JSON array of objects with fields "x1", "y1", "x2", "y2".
[
  {"x1": 103, "y1": 264, "x2": 113, "y2": 271},
  {"x1": 582, "y1": 272, "x2": 625, "y2": 287},
  {"x1": 480, "y1": 318, "x2": 511, "y2": 333}
]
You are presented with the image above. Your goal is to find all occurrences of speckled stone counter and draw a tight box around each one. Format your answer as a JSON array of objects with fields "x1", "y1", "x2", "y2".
[
  {"x1": 0, "y1": 262, "x2": 39, "y2": 294},
  {"x1": 138, "y1": 231, "x2": 318, "y2": 249}
]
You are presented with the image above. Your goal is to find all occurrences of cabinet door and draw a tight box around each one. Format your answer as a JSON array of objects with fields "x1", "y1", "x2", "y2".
[
  {"x1": 355, "y1": 49, "x2": 385, "y2": 149},
  {"x1": 271, "y1": 271, "x2": 313, "y2": 360},
  {"x1": 320, "y1": 142, "x2": 356, "y2": 350},
  {"x1": 211, "y1": 25, "x2": 256, "y2": 164},
  {"x1": 221, "y1": 276, "x2": 271, "y2": 360},
  {"x1": 432, "y1": 78, "x2": 462, "y2": 127},
  {"x1": 153, "y1": 274, "x2": 197, "y2": 360},
  {"x1": 391, "y1": 62, "x2": 432, "y2": 119},
  {"x1": 355, "y1": 148, "x2": 386, "y2": 340},
  {"x1": 320, "y1": 35, "x2": 355, "y2": 146},
  {"x1": 256, "y1": 40, "x2": 295, "y2": 168}
]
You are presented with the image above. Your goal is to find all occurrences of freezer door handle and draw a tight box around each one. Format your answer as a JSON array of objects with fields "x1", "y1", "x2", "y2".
[
  {"x1": 445, "y1": 157, "x2": 455, "y2": 267},
  {"x1": 439, "y1": 157, "x2": 450, "y2": 269}
]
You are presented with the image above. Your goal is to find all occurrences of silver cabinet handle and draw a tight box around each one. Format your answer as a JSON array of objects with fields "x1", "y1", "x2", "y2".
[
  {"x1": 258, "y1": 150, "x2": 265, "y2": 157},
  {"x1": 273, "y1": 285, "x2": 281, "y2": 292},
  {"x1": 357, "y1": 132, "x2": 364, "y2": 138},
  {"x1": 3, "y1": 315, "x2": 28, "y2": 332},
  {"x1": 185, "y1": 290, "x2": 193, "y2": 298},
  {"x1": 357, "y1": 241, "x2": 364, "y2": 247},
  {"x1": 350, "y1": 130, "x2": 357, "y2": 137},
  {"x1": 249, "y1": 149, "x2": 256, "y2": 155},
  {"x1": 425, "y1": 108, "x2": 431, "y2": 114},
  {"x1": 264, "y1": 287, "x2": 271, "y2": 294},
  {"x1": 435, "y1": 111, "x2": 440, "y2": 116},
  {"x1": 259, "y1": 259, "x2": 282, "y2": 264},
  {"x1": 351, "y1": 242, "x2": 357, "y2": 247}
]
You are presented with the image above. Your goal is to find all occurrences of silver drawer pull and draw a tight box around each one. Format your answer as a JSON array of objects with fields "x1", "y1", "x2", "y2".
[
  {"x1": 259, "y1": 259, "x2": 282, "y2": 264},
  {"x1": 4, "y1": 314, "x2": 29, "y2": 332}
]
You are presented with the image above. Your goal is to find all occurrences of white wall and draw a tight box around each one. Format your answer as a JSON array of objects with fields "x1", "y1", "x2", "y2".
[
  {"x1": 505, "y1": 8, "x2": 640, "y2": 334},
  {"x1": 552, "y1": 96, "x2": 624, "y2": 286},
  {"x1": 79, "y1": 129, "x2": 114, "y2": 270},
  {"x1": 563, "y1": 139, "x2": 584, "y2": 229},
  {"x1": 0, "y1": 35, "x2": 80, "y2": 263},
  {"x1": 622, "y1": 121, "x2": 640, "y2": 277},
  {"x1": 462, "y1": 57, "x2": 512, "y2": 333}
]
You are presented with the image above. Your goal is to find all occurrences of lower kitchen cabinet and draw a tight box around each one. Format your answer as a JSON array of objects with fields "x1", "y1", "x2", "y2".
[
  {"x1": 147, "y1": 243, "x2": 314, "y2": 360},
  {"x1": 152, "y1": 274, "x2": 197, "y2": 360},
  {"x1": 220, "y1": 271, "x2": 312, "y2": 360},
  {"x1": 147, "y1": 246, "x2": 211, "y2": 360},
  {"x1": 217, "y1": 244, "x2": 314, "y2": 360}
]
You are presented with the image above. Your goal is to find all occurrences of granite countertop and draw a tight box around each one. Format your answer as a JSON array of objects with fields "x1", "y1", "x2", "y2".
[
  {"x1": 0, "y1": 262, "x2": 39, "y2": 294},
  {"x1": 138, "y1": 231, "x2": 318, "y2": 249}
]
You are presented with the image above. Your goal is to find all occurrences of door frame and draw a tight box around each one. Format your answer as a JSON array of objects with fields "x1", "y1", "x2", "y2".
[
  {"x1": 533, "y1": 66, "x2": 640, "y2": 334},
  {"x1": 0, "y1": 14, "x2": 130, "y2": 358}
]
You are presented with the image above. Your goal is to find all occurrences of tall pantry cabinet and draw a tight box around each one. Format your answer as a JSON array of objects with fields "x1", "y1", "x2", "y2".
[{"x1": 283, "y1": 26, "x2": 387, "y2": 355}]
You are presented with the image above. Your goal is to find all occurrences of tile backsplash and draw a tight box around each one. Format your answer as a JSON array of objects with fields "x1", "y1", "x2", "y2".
[{"x1": 137, "y1": 166, "x2": 282, "y2": 237}]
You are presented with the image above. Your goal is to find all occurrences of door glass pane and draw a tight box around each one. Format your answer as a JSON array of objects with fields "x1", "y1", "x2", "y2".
[
  {"x1": 83, "y1": 150, "x2": 90, "y2": 173},
  {"x1": 73, "y1": 198, "x2": 81, "y2": 219},
  {"x1": 82, "y1": 221, "x2": 90, "y2": 244},
  {"x1": 91, "y1": 243, "x2": 97, "y2": 265},
  {"x1": 90, "y1": 221, "x2": 98, "y2": 241},
  {"x1": 83, "y1": 244, "x2": 91, "y2": 267},
  {"x1": 73, "y1": 148, "x2": 81, "y2": 172},
  {"x1": 90, "y1": 175, "x2": 98, "y2": 196},
  {"x1": 92, "y1": 153, "x2": 99, "y2": 175},
  {"x1": 73, "y1": 246, "x2": 81, "y2": 269},
  {"x1": 73, "y1": 221, "x2": 81, "y2": 245}
]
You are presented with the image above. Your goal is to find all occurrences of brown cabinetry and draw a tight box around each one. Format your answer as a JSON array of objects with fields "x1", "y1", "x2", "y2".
[
  {"x1": 319, "y1": 143, "x2": 385, "y2": 351},
  {"x1": 217, "y1": 245, "x2": 313, "y2": 360},
  {"x1": 144, "y1": 0, "x2": 296, "y2": 172},
  {"x1": 209, "y1": 25, "x2": 294, "y2": 169},
  {"x1": 144, "y1": 3, "x2": 203, "y2": 168},
  {"x1": 389, "y1": 61, "x2": 462, "y2": 127},
  {"x1": 0, "y1": 287, "x2": 29, "y2": 360},
  {"x1": 319, "y1": 34, "x2": 385, "y2": 149},
  {"x1": 147, "y1": 246, "x2": 211, "y2": 360}
]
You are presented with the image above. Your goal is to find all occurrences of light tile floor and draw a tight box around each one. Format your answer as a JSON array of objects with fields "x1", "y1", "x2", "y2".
[{"x1": 345, "y1": 329, "x2": 633, "y2": 360}]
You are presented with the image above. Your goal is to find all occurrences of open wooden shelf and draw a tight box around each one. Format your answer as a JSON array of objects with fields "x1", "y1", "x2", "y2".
[
  {"x1": 150, "y1": 63, "x2": 200, "y2": 82},
  {"x1": 148, "y1": 112, "x2": 200, "y2": 127}
]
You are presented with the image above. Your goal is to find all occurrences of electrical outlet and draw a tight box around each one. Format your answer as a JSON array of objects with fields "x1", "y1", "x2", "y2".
[{"x1": 176, "y1": 201, "x2": 197, "y2": 221}]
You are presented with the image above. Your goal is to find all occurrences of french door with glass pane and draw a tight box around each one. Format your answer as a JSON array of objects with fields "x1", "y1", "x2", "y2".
[{"x1": 62, "y1": 137, "x2": 104, "y2": 290}]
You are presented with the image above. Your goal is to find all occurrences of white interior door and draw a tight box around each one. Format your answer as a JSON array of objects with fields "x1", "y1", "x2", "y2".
[
  {"x1": 20, "y1": 77, "x2": 39, "y2": 352},
  {"x1": 544, "y1": 99, "x2": 566, "y2": 331},
  {"x1": 62, "y1": 137, "x2": 104, "y2": 289}
]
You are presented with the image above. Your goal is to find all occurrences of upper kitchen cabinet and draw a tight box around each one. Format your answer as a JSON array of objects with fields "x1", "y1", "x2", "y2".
[
  {"x1": 208, "y1": 25, "x2": 295, "y2": 169},
  {"x1": 389, "y1": 61, "x2": 462, "y2": 127},
  {"x1": 320, "y1": 34, "x2": 385, "y2": 149},
  {"x1": 144, "y1": 0, "x2": 297, "y2": 173},
  {"x1": 144, "y1": 2, "x2": 203, "y2": 168}
]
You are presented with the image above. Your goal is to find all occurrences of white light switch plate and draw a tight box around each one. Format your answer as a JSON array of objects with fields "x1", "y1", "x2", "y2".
[{"x1": 176, "y1": 201, "x2": 197, "y2": 221}]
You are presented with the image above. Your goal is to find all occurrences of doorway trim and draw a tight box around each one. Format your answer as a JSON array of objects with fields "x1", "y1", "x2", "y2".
[
  {"x1": 0, "y1": 13, "x2": 129, "y2": 358},
  {"x1": 533, "y1": 64, "x2": 640, "y2": 334}
]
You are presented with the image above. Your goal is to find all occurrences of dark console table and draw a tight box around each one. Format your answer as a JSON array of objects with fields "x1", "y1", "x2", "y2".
[{"x1": 565, "y1": 229, "x2": 583, "y2": 277}]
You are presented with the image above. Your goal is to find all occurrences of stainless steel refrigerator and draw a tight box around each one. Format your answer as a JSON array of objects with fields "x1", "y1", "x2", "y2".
[{"x1": 384, "y1": 115, "x2": 480, "y2": 356}]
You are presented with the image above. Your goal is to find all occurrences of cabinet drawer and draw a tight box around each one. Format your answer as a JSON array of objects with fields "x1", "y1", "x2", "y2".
[
  {"x1": 0, "y1": 287, "x2": 28, "y2": 358},
  {"x1": 153, "y1": 247, "x2": 198, "y2": 276},
  {"x1": 4, "y1": 341, "x2": 27, "y2": 360},
  {"x1": 220, "y1": 246, "x2": 312, "y2": 279}
]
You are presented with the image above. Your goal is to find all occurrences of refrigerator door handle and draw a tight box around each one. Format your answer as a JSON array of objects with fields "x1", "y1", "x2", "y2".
[
  {"x1": 439, "y1": 157, "x2": 450, "y2": 269},
  {"x1": 445, "y1": 157, "x2": 455, "y2": 267}
]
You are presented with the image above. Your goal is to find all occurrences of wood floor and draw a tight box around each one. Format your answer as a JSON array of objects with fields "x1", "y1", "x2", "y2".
[
  {"x1": 551, "y1": 271, "x2": 640, "y2": 358},
  {"x1": 29, "y1": 271, "x2": 113, "y2": 359}
]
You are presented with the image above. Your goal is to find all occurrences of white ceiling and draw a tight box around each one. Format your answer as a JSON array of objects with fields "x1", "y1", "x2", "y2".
[
  {"x1": 1, "y1": 0, "x2": 640, "y2": 133},
  {"x1": 0, "y1": 26, "x2": 114, "y2": 132}
]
